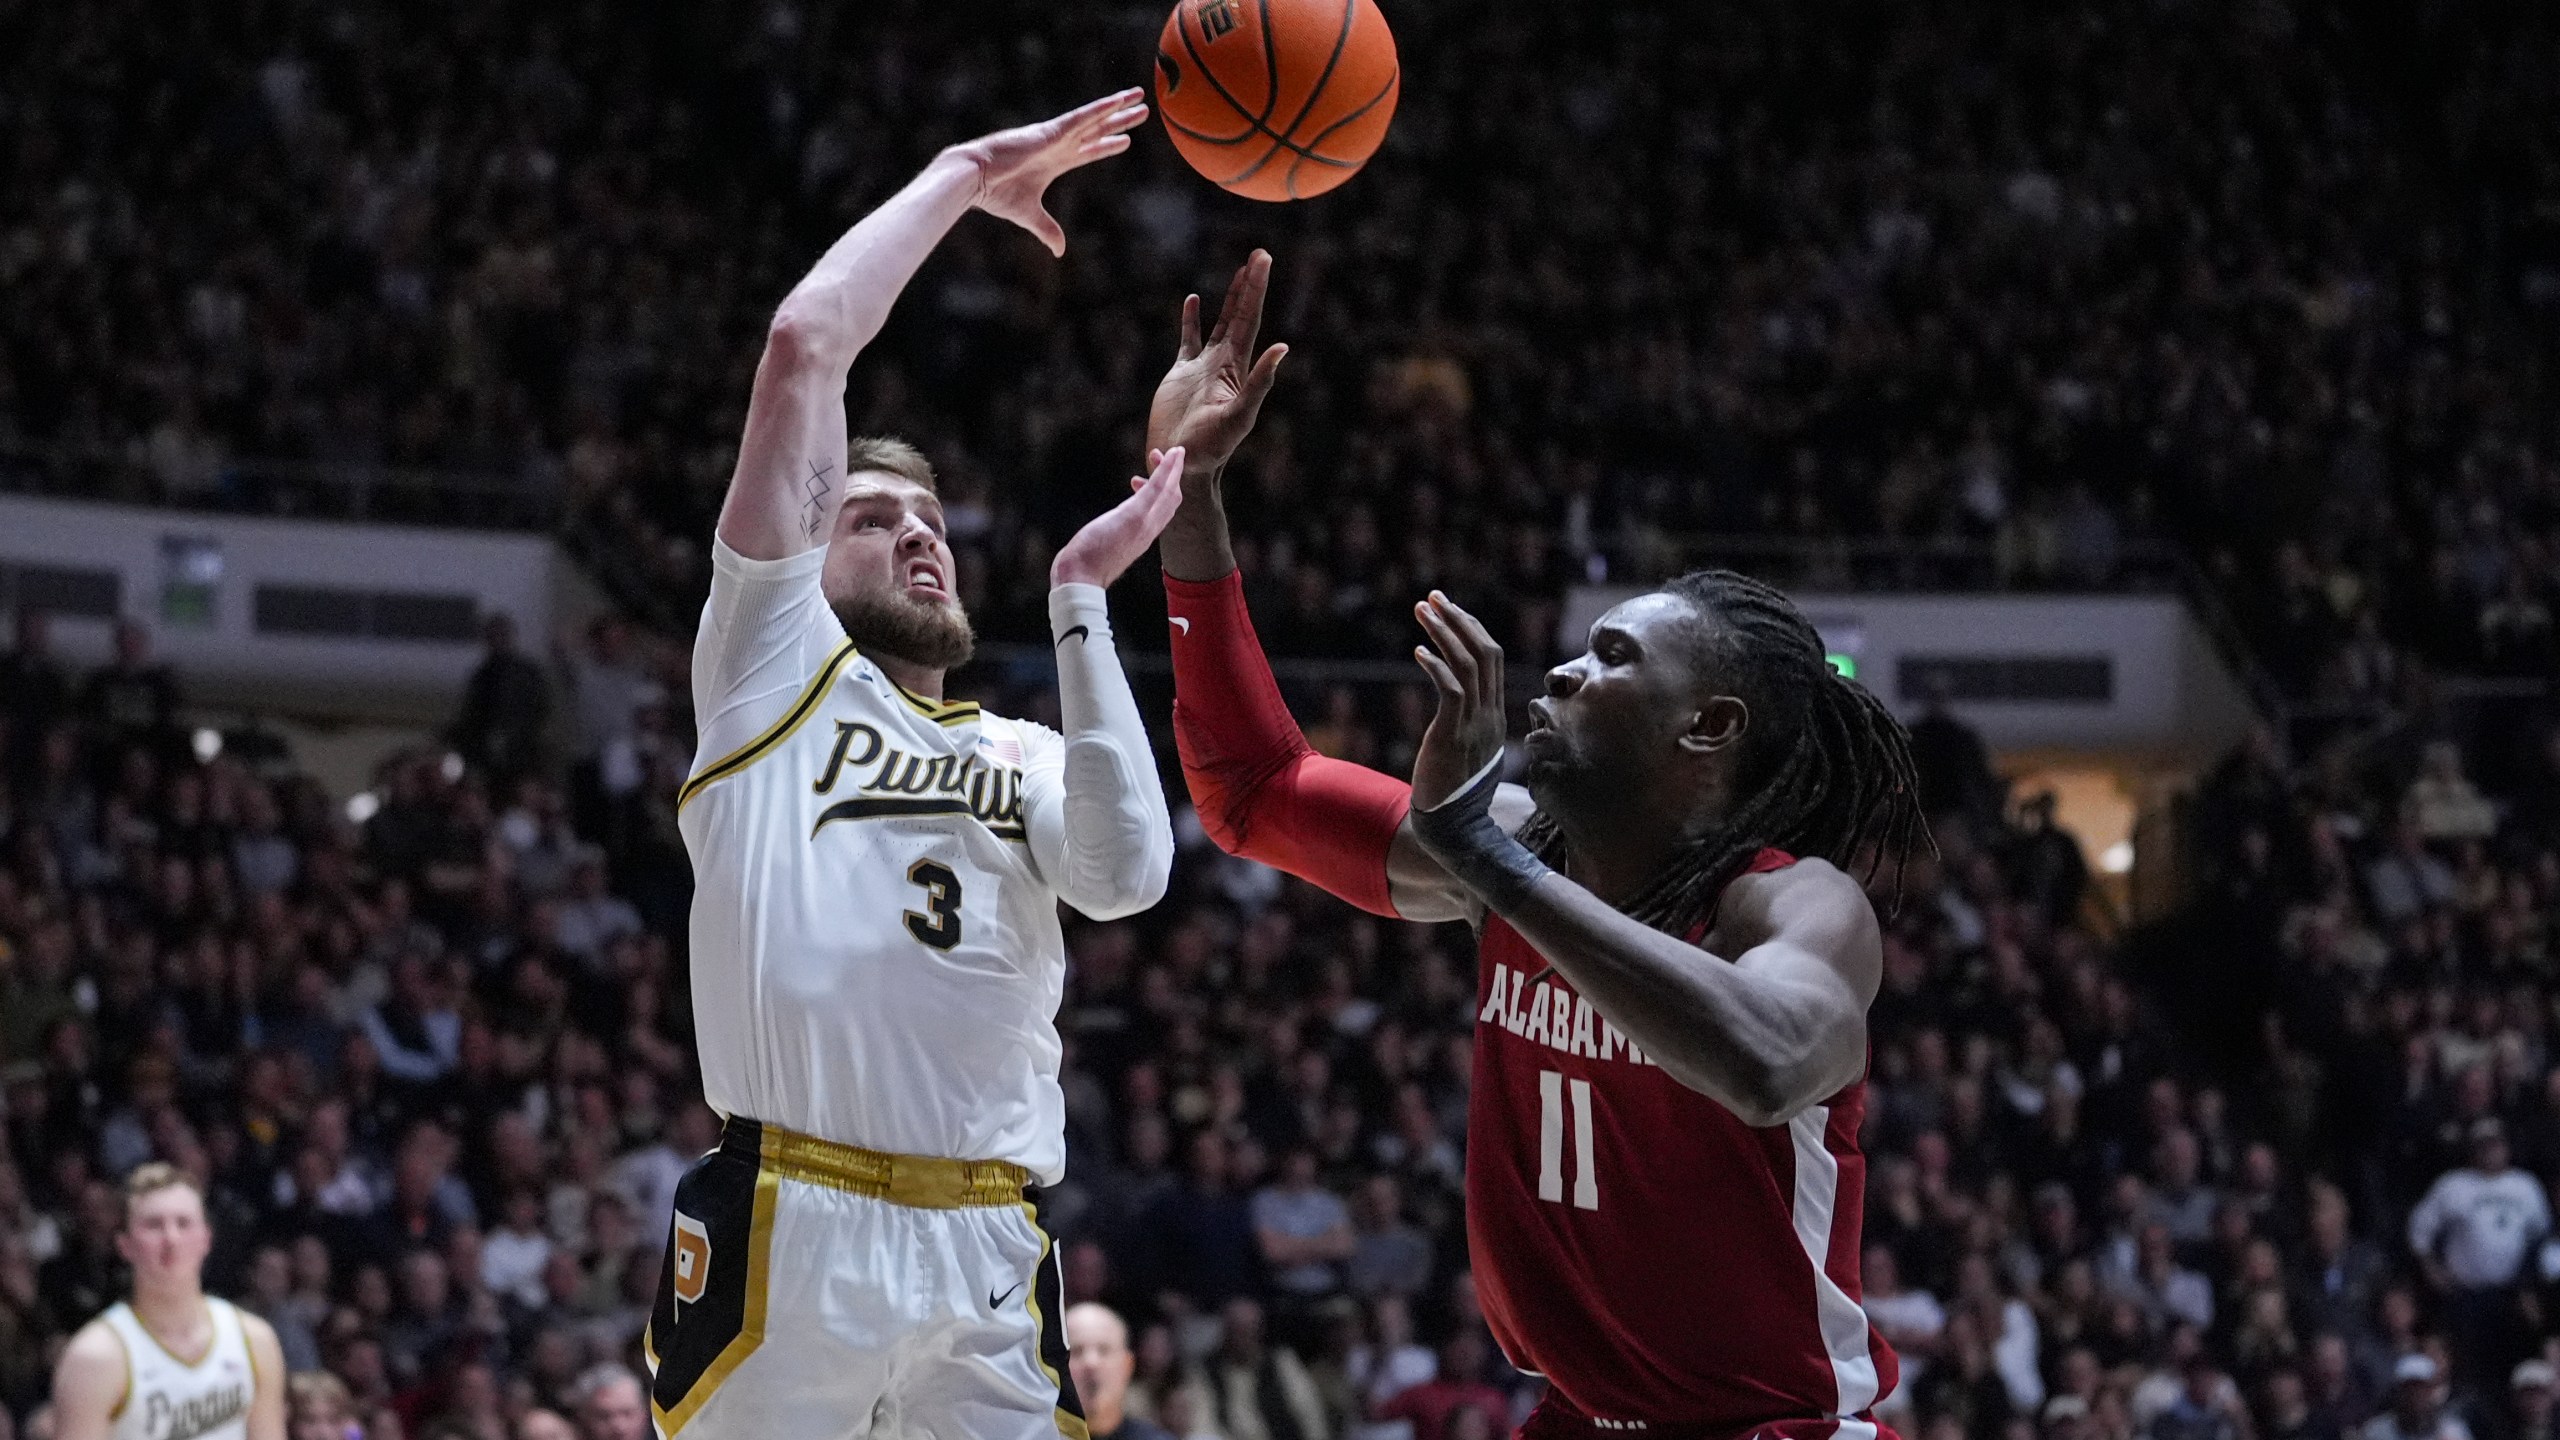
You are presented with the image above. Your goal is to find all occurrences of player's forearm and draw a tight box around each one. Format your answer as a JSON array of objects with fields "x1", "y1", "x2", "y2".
[
  {"x1": 718, "y1": 152, "x2": 979, "y2": 560},
  {"x1": 1045, "y1": 583, "x2": 1174, "y2": 919},
  {"x1": 773, "y1": 150, "x2": 983, "y2": 367},
  {"x1": 1164, "y1": 568, "x2": 1411, "y2": 916},
  {"x1": 1503, "y1": 880, "x2": 1860, "y2": 1126},
  {"x1": 1158, "y1": 464, "x2": 1239, "y2": 581}
]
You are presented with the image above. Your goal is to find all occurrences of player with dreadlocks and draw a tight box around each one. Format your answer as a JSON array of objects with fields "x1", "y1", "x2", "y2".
[{"x1": 1148, "y1": 253, "x2": 1930, "y2": 1440}]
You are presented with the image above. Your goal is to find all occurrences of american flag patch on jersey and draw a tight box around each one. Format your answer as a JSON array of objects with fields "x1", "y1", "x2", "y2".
[{"x1": 979, "y1": 731, "x2": 1022, "y2": 766}]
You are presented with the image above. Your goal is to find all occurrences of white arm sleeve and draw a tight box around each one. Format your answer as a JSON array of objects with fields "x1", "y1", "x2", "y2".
[{"x1": 1023, "y1": 583, "x2": 1174, "y2": 920}]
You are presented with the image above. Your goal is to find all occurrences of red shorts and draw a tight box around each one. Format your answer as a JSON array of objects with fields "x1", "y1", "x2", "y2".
[{"x1": 1520, "y1": 1395, "x2": 1898, "y2": 1440}]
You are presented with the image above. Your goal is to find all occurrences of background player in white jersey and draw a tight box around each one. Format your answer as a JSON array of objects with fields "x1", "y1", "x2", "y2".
[
  {"x1": 48, "y1": 1164, "x2": 286, "y2": 1440},
  {"x1": 645, "y1": 90, "x2": 1178, "y2": 1440}
]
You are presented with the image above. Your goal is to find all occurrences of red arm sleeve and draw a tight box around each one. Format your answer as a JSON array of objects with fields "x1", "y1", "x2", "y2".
[{"x1": 1164, "y1": 570, "x2": 1412, "y2": 917}]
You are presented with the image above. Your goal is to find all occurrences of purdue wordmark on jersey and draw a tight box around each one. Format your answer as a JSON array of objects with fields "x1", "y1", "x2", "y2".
[{"x1": 807, "y1": 718, "x2": 1029, "y2": 842}]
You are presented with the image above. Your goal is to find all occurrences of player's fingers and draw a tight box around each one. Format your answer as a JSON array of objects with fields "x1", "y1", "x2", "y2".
[
  {"x1": 1058, "y1": 88, "x2": 1146, "y2": 133},
  {"x1": 1413, "y1": 646, "x2": 1463, "y2": 702},
  {"x1": 1209, "y1": 256, "x2": 1253, "y2": 346},
  {"x1": 1178, "y1": 296, "x2": 1203, "y2": 360},
  {"x1": 1075, "y1": 132, "x2": 1135, "y2": 164},
  {"x1": 1238, "y1": 343, "x2": 1289, "y2": 410},
  {"x1": 1095, "y1": 102, "x2": 1149, "y2": 136},
  {"x1": 1229, "y1": 249, "x2": 1273, "y2": 353},
  {"x1": 1434, "y1": 593, "x2": 1504, "y2": 707},
  {"x1": 1414, "y1": 603, "x2": 1479, "y2": 693},
  {"x1": 1437, "y1": 593, "x2": 1504, "y2": 669}
]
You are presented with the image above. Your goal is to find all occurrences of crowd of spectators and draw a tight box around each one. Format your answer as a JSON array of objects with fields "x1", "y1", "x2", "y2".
[
  {"x1": 4, "y1": 578, "x2": 2560, "y2": 1440},
  {"x1": 3, "y1": 0, "x2": 2557, "y2": 692}
]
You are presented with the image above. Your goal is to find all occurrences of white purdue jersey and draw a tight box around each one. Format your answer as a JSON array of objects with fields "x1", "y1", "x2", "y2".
[
  {"x1": 100, "y1": 1298, "x2": 256, "y2": 1440},
  {"x1": 682, "y1": 539, "x2": 1080, "y2": 1183}
]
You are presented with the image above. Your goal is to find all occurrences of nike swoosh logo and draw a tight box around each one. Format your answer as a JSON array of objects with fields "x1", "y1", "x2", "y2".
[
  {"x1": 1169, "y1": 615, "x2": 1191, "y2": 635},
  {"x1": 990, "y1": 1281, "x2": 1025, "y2": 1310},
  {"x1": 1056, "y1": 625, "x2": 1090, "y2": 647}
]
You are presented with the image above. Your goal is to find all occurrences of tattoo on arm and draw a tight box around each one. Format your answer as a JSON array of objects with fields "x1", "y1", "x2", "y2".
[{"x1": 801, "y1": 460, "x2": 835, "y2": 540}]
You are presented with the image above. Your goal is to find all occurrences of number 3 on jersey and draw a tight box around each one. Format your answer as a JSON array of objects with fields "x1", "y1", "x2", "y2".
[
  {"x1": 1539, "y1": 1070, "x2": 1599, "y2": 1210},
  {"x1": 905, "y1": 859, "x2": 964, "y2": 950}
]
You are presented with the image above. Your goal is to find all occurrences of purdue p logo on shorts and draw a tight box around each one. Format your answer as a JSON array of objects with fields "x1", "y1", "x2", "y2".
[{"x1": 672, "y1": 1213, "x2": 712, "y2": 1308}]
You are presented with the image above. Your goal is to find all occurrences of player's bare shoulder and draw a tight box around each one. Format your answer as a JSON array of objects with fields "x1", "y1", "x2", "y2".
[
  {"x1": 1709, "y1": 857, "x2": 1883, "y2": 994},
  {"x1": 51, "y1": 1316, "x2": 132, "y2": 1423}
]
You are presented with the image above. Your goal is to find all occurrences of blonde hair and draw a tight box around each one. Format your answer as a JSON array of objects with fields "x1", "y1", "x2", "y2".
[
  {"x1": 289, "y1": 1371, "x2": 353, "y2": 1422},
  {"x1": 845, "y1": 436, "x2": 937, "y2": 494},
  {"x1": 122, "y1": 1162, "x2": 202, "y2": 1225}
]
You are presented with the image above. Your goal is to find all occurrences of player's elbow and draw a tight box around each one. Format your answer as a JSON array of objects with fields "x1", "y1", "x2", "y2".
[
  {"x1": 1066, "y1": 860, "x2": 1169, "y2": 922},
  {"x1": 1709, "y1": 1069, "x2": 1797, "y2": 1130},
  {"x1": 762, "y1": 307, "x2": 853, "y2": 377},
  {"x1": 1674, "y1": 1041, "x2": 1835, "y2": 1128}
]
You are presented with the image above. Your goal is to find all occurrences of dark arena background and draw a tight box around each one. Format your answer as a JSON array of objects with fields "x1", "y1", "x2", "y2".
[{"x1": 4, "y1": 1, "x2": 2560, "y2": 1439}]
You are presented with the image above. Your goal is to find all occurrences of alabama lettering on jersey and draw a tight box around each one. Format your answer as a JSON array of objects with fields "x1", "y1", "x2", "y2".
[
  {"x1": 1466, "y1": 850, "x2": 1897, "y2": 1439},
  {"x1": 682, "y1": 539, "x2": 1078, "y2": 1184}
]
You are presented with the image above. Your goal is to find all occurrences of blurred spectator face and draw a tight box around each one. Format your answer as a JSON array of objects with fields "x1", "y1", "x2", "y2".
[
  {"x1": 2474, "y1": 1122, "x2": 2512, "y2": 1173},
  {"x1": 1187, "y1": 1130, "x2": 1230, "y2": 1190},
  {"x1": 1447, "y1": 1405, "x2": 1496, "y2": 1440},
  {"x1": 1065, "y1": 1304, "x2": 1135, "y2": 1420},
  {"x1": 575, "y1": 1372, "x2": 647, "y2": 1440},
  {"x1": 2515, "y1": 1367, "x2": 2555, "y2": 1429},
  {"x1": 1221, "y1": 1297, "x2": 1265, "y2": 1357},
  {"x1": 2156, "y1": 1129, "x2": 2200, "y2": 1188},
  {"x1": 1064, "y1": 1240, "x2": 1109, "y2": 1302},
  {"x1": 288, "y1": 1374, "x2": 355, "y2": 1440},
  {"x1": 2308, "y1": 1187, "x2": 2349, "y2": 1251},
  {"x1": 1442, "y1": 1328, "x2": 1487, "y2": 1384},
  {"x1": 401, "y1": 1250, "x2": 451, "y2": 1315},
  {"x1": 1281, "y1": 1149, "x2": 1320, "y2": 1191},
  {"x1": 516, "y1": 1414, "x2": 577, "y2": 1440},
  {"x1": 2395, "y1": 1368, "x2": 2442, "y2": 1427},
  {"x1": 249, "y1": 1245, "x2": 293, "y2": 1305}
]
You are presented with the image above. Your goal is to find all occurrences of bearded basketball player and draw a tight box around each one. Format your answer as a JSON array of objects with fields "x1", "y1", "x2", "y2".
[
  {"x1": 1148, "y1": 252, "x2": 1930, "y2": 1440},
  {"x1": 50, "y1": 1164, "x2": 287, "y2": 1440},
  {"x1": 646, "y1": 92, "x2": 1182, "y2": 1440}
]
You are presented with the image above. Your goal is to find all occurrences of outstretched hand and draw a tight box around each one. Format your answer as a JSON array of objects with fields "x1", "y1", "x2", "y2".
[
  {"x1": 1410, "y1": 592, "x2": 1510, "y2": 811},
  {"x1": 951, "y1": 89, "x2": 1150, "y2": 257},
  {"x1": 1147, "y1": 250, "x2": 1289, "y2": 475},
  {"x1": 1053, "y1": 447, "x2": 1189, "y2": 589}
]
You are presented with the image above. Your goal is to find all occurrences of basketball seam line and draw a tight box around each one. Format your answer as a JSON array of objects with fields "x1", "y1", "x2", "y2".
[
  {"x1": 1176, "y1": 12, "x2": 1307, "y2": 165},
  {"x1": 1255, "y1": 0, "x2": 1281, "y2": 129},
  {"x1": 1286, "y1": 66, "x2": 1398, "y2": 195},
  {"x1": 1170, "y1": 31, "x2": 1359, "y2": 174},
  {"x1": 1223, "y1": 0, "x2": 1361, "y2": 189}
]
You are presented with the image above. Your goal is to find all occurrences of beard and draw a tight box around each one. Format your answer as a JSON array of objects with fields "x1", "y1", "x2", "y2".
[{"x1": 831, "y1": 587, "x2": 976, "y2": 671}]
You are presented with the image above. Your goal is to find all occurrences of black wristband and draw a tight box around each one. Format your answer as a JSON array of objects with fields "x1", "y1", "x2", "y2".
[{"x1": 1408, "y1": 757, "x2": 1550, "y2": 914}]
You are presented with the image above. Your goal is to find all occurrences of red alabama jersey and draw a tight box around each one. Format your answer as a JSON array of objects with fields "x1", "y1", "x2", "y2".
[{"x1": 1467, "y1": 849, "x2": 1897, "y2": 1440}]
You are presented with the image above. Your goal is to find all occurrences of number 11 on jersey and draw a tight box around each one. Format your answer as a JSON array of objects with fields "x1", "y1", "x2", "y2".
[{"x1": 1539, "y1": 1070, "x2": 1599, "y2": 1210}]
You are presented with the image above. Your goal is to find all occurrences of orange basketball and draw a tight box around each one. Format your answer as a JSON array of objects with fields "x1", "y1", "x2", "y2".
[{"x1": 1153, "y1": 0, "x2": 1400, "y2": 202}]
